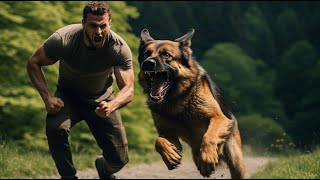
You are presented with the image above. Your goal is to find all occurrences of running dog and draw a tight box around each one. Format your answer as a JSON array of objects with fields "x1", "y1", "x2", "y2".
[{"x1": 137, "y1": 28, "x2": 245, "y2": 178}]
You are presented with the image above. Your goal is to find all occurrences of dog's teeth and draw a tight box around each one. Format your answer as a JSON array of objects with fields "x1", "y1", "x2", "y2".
[{"x1": 150, "y1": 94, "x2": 160, "y2": 100}]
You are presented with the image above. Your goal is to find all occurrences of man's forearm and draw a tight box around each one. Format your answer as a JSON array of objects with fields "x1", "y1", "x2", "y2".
[
  {"x1": 27, "y1": 60, "x2": 52, "y2": 103},
  {"x1": 110, "y1": 85, "x2": 134, "y2": 111}
]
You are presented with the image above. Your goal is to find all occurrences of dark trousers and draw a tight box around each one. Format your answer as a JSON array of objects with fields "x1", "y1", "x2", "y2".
[{"x1": 45, "y1": 89, "x2": 128, "y2": 178}]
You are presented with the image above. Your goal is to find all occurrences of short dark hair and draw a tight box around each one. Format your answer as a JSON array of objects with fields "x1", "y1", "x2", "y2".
[{"x1": 83, "y1": 1, "x2": 111, "y2": 21}]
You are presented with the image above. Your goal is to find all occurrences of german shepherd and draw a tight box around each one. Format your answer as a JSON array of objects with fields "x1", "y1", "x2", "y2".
[{"x1": 137, "y1": 29, "x2": 245, "y2": 179}]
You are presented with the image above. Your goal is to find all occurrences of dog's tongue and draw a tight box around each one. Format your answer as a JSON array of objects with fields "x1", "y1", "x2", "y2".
[{"x1": 151, "y1": 76, "x2": 166, "y2": 96}]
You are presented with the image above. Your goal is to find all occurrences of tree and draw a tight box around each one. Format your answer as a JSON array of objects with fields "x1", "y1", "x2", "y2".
[
  {"x1": 274, "y1": 8, "x2": 306, "y2": 55},
  {"x1": 275, "y1": 40, "x2": 319, "y2": 148},
  {"x1": 237, "y1": 4, "x2": 276, "y2": 65},
  {"x1": 127, "y1": 1, "x2": 180, "y2": 40},
  {"x1": 200, "y1": 43, "x2": 285, "y2": 122}
]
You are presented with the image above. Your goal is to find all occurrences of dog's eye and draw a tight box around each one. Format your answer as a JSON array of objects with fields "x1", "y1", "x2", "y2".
[
  {"x1": 161, "y1": 51, "x2": 171, "y2": 58},
  {"x1": 143, "y1": 51, "x2": 151, "y2": 59}
]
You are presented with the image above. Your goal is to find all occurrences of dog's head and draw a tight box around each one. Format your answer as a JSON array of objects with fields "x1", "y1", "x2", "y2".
[{"x1": 138, "y1": 29, "x2": 198, "y2": 104}]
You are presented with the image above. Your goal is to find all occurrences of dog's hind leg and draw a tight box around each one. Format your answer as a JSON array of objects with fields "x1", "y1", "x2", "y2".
[
  {"x1": 224, "y1": 122, "x2": 245, "y2": 179},
  {"x1": 155, "y1": 136, "x2": 183, "y2": 170}
]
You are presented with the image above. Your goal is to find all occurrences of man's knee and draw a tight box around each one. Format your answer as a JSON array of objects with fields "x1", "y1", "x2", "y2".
[
  {"x1": 103, "y1": 145, "x2": 128, "y2": 173},
  {"x1": 46, "y1": 119, "x2": 71, "y2": 139}
]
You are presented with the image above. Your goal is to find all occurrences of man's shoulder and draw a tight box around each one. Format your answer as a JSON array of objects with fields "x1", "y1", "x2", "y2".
[
  {"x1": 54, "y1": 24, "x2": 82, "y2": 49},
  {"x1": 55, "y1": 24, "x2": 82, "y2": 38},
  {"x1": 108, "y1": 30, "x2": 129, "y2": 47}
]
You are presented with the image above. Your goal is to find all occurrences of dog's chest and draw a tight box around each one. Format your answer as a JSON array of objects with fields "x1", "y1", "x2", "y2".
[
  {"x1": 152, "y1": 90, "x2": 211, "y2": 116},
  {"x1": 154, "y1": 96, "x2": 211, "y2": 127}
]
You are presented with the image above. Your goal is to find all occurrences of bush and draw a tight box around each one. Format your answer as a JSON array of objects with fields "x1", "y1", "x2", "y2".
[{"x1": 238, "y1": 113, "x2": 294, "y2": 153}]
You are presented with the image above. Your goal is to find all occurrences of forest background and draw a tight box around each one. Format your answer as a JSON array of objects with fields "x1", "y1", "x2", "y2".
[{"x1": 1, "y1": 1, "x2": 319, "y2": 168}]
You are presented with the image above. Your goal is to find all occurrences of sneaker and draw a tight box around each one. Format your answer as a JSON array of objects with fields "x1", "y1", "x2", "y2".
[{"x1": 95, "y1": 155, "x2": 117, "y2": 179}]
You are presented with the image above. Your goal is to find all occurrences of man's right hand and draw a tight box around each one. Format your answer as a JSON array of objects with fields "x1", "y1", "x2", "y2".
[{"x1": 45, "y1": 96, "x2": 64, "y2": 114}]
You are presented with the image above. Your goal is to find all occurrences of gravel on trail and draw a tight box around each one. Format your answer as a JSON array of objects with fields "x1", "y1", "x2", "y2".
[{"x1": 43, "y1": 156, "x2": 275, "y2": 179}]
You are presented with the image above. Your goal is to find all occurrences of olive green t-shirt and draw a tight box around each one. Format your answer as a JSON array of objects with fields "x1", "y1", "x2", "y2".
[{"x1": 43, "y1": 24, "x2": 132, "y2": 97}]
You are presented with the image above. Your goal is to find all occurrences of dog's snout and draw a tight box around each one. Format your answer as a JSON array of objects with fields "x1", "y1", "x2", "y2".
[{"x1": 141, "y1": 59, "x2": 156, "y2": 71}]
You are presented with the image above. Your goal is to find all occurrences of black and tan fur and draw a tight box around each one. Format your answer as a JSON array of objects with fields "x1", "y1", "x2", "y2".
[{"x1": 137, "y1": 29, "x2": 245, "y2": 178}]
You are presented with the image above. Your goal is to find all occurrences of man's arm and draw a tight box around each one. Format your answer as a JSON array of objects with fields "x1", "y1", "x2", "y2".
[
  {"x1": 27, "y1": 45, "x2": 64, "y2": 113},
  {"x1": 96, "y1": 68, "x2": 134, "y2": 117}
]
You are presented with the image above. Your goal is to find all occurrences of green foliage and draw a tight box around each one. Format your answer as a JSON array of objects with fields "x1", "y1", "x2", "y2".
[
  {"x1": 0, "y1": 141, "x2": 57, "y2": 178},
  {"x1": 275, "y1": 40, "x2": 320, "y2": 148},
  {"x1": 238, "y1": 114, "x2": 293, "y2": 153},
  {"x1": 61, "y1": 1, "x2": 86, "y2": 24},
  {"x1": 200, "y1": 43, "x2": 293, "y2": 152},
  {"x1": 239, "y1": 4, "x2": 276, "y2": 64},
  {"x1": 0, "y1": 86, "x2": 45, "y2": 146},
  {"x1": 274, "y1": 8, "x2": 306, "y2": 54},
  {"x1": 127, "y1": 1, "x2": 181, "y2": 39},
  {"x1": 250, "y1": 147, "x2": 320, "y2": 179},
  {"x1": 0, "y1": 2, "x2": 25, "y2": 26},
  {"x1": 200, "y1": 43, "x2": 286, "y2": 122}
]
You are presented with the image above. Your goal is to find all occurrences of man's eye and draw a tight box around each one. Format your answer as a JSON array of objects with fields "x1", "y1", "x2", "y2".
[{"x1": 100, "y1": 25, "x2": 107, "y2": 29}]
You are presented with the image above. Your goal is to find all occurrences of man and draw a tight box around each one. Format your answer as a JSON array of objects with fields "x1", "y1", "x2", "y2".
[{"x1": 27, "y1": 1, "x2": 134, "y2": 179}]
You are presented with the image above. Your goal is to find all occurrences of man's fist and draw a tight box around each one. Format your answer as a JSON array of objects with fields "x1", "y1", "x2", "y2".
[
  {"x1": 45, "y1": 96, "x2": 64, "y2": 114},
  {"x1": 95, "y1": 101, "x2": 114, "y2": 118}
]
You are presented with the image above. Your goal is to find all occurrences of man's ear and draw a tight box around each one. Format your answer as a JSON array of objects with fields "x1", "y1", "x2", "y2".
[
  {"x1": 174, "y1": 29, "x2": 195, "y2": 48},
  {"x1": 140, "y1": 29, "x2": 154, "y2": 45}
]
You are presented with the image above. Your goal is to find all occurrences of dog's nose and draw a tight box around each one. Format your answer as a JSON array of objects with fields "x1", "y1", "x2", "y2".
[{"x1": 141, "y1": 59, "x2": 156, "y2": 71}]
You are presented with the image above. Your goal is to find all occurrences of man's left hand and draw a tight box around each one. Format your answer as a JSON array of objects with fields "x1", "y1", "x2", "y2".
[{"x1": 95, "y1": 101, "x2": 113, "y2": 118}]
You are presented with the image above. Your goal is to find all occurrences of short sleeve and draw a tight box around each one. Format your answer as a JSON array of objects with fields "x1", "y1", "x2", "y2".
[
  {"x1": 114, "y1": 42, "x2": 133, "y2": 70},
  {"x1": 43, "y1": 32, "x2": 63, "y2": 60}
]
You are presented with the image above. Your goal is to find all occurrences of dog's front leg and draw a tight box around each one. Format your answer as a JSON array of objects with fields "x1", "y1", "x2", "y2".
[
  {"x1": 198, "y1": 116, "x2": 233, "y2": 177},
  {"x1": 155, "y1": 136, "x2": 183, "y2": 170}
]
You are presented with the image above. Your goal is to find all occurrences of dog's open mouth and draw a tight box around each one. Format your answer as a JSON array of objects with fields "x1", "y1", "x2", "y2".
[{"x1": 144, "y1": 70, "x2": 172, "y2": 103}]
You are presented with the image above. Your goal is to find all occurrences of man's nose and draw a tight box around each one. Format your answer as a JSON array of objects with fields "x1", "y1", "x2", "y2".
[{"x1": 96, "y1": 27, "x2": 102, "y2": 35}]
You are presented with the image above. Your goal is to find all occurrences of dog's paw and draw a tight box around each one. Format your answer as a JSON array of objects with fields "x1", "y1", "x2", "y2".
[
  {"x1": 198, "y1": 139, "x2": 219, "y2": 177},
  {"x1": 163, "y1": 144, "x2": 183, "y2": 170},
  {"x1": 156, "y1": 138, "x2": 183, "y2": 170}
]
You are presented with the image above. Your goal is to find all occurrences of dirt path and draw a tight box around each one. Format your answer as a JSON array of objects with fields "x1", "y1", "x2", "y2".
[{"x1": 45, "y1": 156, "x2": 275, "y2": 179}]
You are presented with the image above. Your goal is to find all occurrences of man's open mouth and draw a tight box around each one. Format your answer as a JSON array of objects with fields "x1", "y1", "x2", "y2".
[
  {"x1": 94, "y1": 36, "x2": 102, "y2": 42},
  {"x1": 144, "y1": 70, "x2": 172, "y2": 103}
]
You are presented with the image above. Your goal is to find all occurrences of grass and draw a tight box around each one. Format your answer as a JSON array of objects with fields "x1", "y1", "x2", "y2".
[
  {"x1": 0, "y1": 140, "x2": 165, "y2": 179},
  {"x1": 0, "y1": 142, "x2": 56, "y2": 178},
  {"x1": 250, "y1": 147, "x2": 320, "y2": 179},
  {"x1": 0, "y1": 139, "x2": 195, "y2": 179}
]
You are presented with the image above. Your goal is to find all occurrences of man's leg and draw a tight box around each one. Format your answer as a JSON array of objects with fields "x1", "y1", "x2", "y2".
[
  {"x1": 45, "y1": 90, "x2": 81, "y2": 179},
  {"x1": 85, "y1": 109, "x2": 128, "y2": 178}
]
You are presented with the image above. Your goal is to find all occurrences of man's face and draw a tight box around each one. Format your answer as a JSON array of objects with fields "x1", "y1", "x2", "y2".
[{"x1": 82, "y1": 13, "x2": 111, "y2": 48}]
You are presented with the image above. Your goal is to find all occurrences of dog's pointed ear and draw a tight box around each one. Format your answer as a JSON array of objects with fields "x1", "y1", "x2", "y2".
[
  {"x1": 140, "y1": 29, "x2": 154, "y2": 44},
  {"x1": 174, "y1": 29, "x2": 195, "y2": 47}
]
